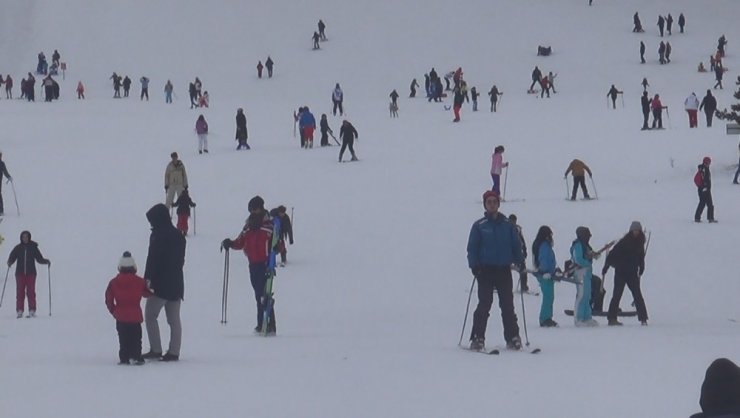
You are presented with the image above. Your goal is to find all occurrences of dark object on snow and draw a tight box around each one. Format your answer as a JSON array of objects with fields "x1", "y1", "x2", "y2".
[
  {"x1": 537, "y1": 46, "x2": 552, "y2": 56},
  {"x1": 690, "y1": 358, "x2": 740, "y2": 418}
]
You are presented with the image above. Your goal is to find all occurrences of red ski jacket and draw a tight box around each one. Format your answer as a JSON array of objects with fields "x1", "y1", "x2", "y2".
[
  {"x1": 105, "y1": 272, "x2": 150, "y2": 323},
  {"x1": 229, "y1": 217, "x2": 273, "y2": 264}
]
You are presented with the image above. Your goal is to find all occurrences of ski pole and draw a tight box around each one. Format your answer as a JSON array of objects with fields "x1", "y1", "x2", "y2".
[
  {"x1": 518, "y1": 273, "x2": 531, "y2": 348},
  {"x1": 502, "y1": 165, "x2": 509, "y2": 201},
  {"x1": 589, "y1": 176, "x2": 599, "y2": 199},
  {"x1": 47, "y1": 264, "x2": 52, "y2": 316},
  {"x1": 10, "y1": 180, "x2": 19, "y2": 216},
  {"x1": 221, "y1": 248, "x2": 229, "y2": 324},
  {"x1": 290, "y1": 207, "x2": 295, "y2": 241},
  {"x1": 458, "y1": 276, "x2": 476, "y2": 346},
  {"x1": 0, "y1": 266, "x2": 10, "y2": 308},
  {"x1": 665, "y1": 107, "x2": 672, "y2": 129},
  {"x1": 330, "y1": 131, "x2": 340, "y2": 146},
  {"x1": 192, "y1": 207, "x2": 196, "y2": 236},
  {"x1": 565, "y1": 176, "x2": 570, "y2": 200},
  {"x1": 621, "y1": 93, "x2": 625, "y2": 108}
]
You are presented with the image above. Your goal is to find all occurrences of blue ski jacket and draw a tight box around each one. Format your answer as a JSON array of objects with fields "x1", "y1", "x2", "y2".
[{"x1": 467, "y1": 212, "x2": 523, "y2": 268}]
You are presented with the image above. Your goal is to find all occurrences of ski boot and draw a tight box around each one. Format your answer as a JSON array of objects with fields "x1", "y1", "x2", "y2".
[
  {"x1": 507, "y1": 336, "x2": 522, "y2": 350},
  {"x1": 469, "y1": 337, "x2": 485, "y2": 351},
  {"x1": 608, "y1": 319, "x2": 623, "y2": 326}
]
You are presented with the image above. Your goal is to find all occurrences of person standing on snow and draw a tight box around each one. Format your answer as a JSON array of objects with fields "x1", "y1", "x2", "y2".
[
  {"x1": 650, "y1": 94, "x2": 666, "y2": 129},
  {"x1": 7, "y1": 231, "x2": 50, "y2": 318},
  {"x1": 470, "y1": 86, "x2": 479, "y2": 111},
  {"x1": 602, "y1": 221, "x2": 648, "y2": 326},
  {"x1": 665, "y1": 42, "x2": 672, "y2": 63},
  {"x1": 269, "y1": 205, "x2": 294, "y2": 267},
  {"x1": 607, "y1": 84, "x2": 623, "y2": 109},
  {"x1": 713, "y1": 64, "x2": 724, "y2": 90},
  {"x1": 188, "y1": 82, "x2": 197, "y2": 108},
  {"x1": 684, "y1": 92, "x2": 700, "y2": 128},
  {"x1": 666, "y1": 14, "x2": 673, "y2": 35},
  {"x1": 332, "y1": 83, "x2": 344, "y2": 116},
  {"x1": 300, "y1": 106, "x2": 316, "y2": 148},
  {"x1": 140, "y1": 76, "x2": 150, "y2": 101},
  {"x1": 319, "y1": 114, "x2": 333, "y2": 147},
  {"x1": 257, "y1": 61, "x2": 263, "y2": 79},
  {"x1": 565, "y1": 158, "x2": 592, "y2": 200},
  {"x1": 641, "y1": 91, "x2": 651, "y2": 130},
  {"x1": 409, "y1": 78, "x2": 419, "y2": 98},
  {"x1": 532, "y1": 226, "x2": 558, "y2": 327},
  {"x1": 338, "y1": 120, "x2": 359, "y2": 162},
  {"x1": 490, "y1": 146, "x2": 508, "y2": 196},
  {"x1": 657, "y1": 15, "x2": 665, "y2": 37},
  {"x1": 5, "y1": 74, "x2": 13, "y2": 99},
  {"x1": 529, "y1": 66, "x2": 542, "y2": 93},
  {"x1": 76, "y1": 81, "x2": 85, "y2": 99},
  {"x1": 699, "y1": 90, "x2": 717, "y2": 128},
  {"x1": 195, "y1": 114, "x2": 209, "y2": 154},
  {"x1": 389, "y1": 89, "x2": 399, "y2": 106},
  {"x1": 488, "y1": 85, "x2": 502, "y2": 112},
  {"x1": 640, "y1": 41, "x2": 646, "y2": 64},
  {"x1": 678, "y1": 13, "x2": 685, "y2": 33},
  {"x1": 235, "y1": 108, "x2": 250, "y2": 150},
  {"x1": 547, "y1": 71, "x2": 557, "y2": 94},
  {"x1": 312, "y1": 31, "x2": 321, "y2": 50},
  {"x1": 570, "y1": 227, "x2": 599, "y2": 326},
  {"x1": 452, "y1": 81, "x2": 468, "y2": 122},
  {"x1": 164, "y1": 80, "x2": 173, "y2": 104},
  {"x1": 467, "y1": 190, "x2": 524, "y2": 351},
  {"x1": 122, "y1": 75, "x2": 131, "y2": 98},
  {"x1": 164, "y1": 152, "x2": 188, "y2": 208},
  {"x1": 265, "y1": 56, "x2": 274, "y2": 78},
  {"x1": 172, "y1": 189, "x2": 196, "y2": 236},
  {"x1": 143, "y1": 203, "x2": 186, "y2": 362},
  {"x1": 694, "y1": 157, "x2": 716, "y2": 223},
  {"x1": 318, "y1": 19, "x2": 327, "y2": 40},
  {"x1": 0, "y1": 151, "x2": 13, "y2": 215}
]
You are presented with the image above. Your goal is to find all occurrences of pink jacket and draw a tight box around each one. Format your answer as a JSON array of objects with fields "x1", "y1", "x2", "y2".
[
  {"x1": 195, "y1": 118, "x2": 208, "y2": 135},
  {"x1": 491, "y1": 153, "x2": 505, "y2": 175}
]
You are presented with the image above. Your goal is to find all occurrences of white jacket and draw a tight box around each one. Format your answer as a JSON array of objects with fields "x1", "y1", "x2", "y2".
[{"x1": 684, "y1": 94, "x2": 700, "y2": 111}]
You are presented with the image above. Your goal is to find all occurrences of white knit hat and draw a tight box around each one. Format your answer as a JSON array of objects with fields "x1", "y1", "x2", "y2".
[{"x1": 118, "y1": 251, "x2": 137, "y2": 271}]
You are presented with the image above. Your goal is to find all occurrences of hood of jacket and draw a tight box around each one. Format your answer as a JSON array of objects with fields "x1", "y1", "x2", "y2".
[{"x1": 146, "y1": 203, "x2": 172, "y2": 229}]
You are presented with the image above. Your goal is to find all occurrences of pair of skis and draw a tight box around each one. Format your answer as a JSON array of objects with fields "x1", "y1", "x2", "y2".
[{"x1": 260, "y1": 216, "x2": 281, "y2": 336}]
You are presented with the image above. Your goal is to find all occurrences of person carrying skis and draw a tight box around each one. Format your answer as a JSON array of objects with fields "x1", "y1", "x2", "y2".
[
  {"x1": 467, "y1": 190, "x2": 524, "y2": 351},
  {"x1": 300, "y1": 106, "x2": 316, "y2": 148},
  {"x1": 338, "y1": 119, "x2": 358, "y2": 162},
  {"x1": 488, "y1": 85, "x2": 502, "y2": 112},
  {"x1": 699, "y1": 90, "x2": 717, "y2": 128},
  {"x1": 195, "y1": 114, "x2": 209, "y2": 154},
  {"x1": 641, "y1": 91, "x2": 651, "y2": 130},
  {"x1": 529, "y1": 66, "x2": 542, "y2": 93},
  {"x1": 164, "y1": 80, "x2": 173, "y2": 104},
  {"x1": 607, "y1": 85, "x2": 623, "y2": 109},
  {"x1": 140, "y1": 76, "x2": 149, "y2": 100},
  {"x1": 532, "y1": 225, "x2": 558, "y2": 327},
  {"x1": 602, "y1": 221, "x2": 648, "y2": 326},
  {"x1": 172, "y1": 189, "x2": 196, "y2": 236},
  {"x1": 685, "y1": 92, "x2": 700, "y2": 128},
  {"x1": 490, "y1": 145, "x2": 508, "y2": 196},
  {"x1": 508, "y1": 214, "x2": 529, "y2": 293},
  {"x1": 409, "y1": 78, "x2": 419, "y2": 98},
  {"x1": 164, "y1": 152, "x2": 188, "y2": 208},
  {"x1": 265, "y1": 56, "x2": 274, "y2": 78},
  {"x1": 565, "y1": 159, "x2": 592, "y2": 200},
  {"x1": 122, "y1": 75, "x2": 131, "y2": 97},
  {"x1": 694, "y1": 157, "x2": 716, "y2": 223},
  {"x1": 235, "y1": 108, "x2": 249, "y2": 150},
  {"x1": 332, "y1": 83, "x2": 344, "y2": 116},
  {"x1": 222, "y1": 196, "x2": 276, "y2": 334},
  {"x1": 570, "y1": 227, "x2": 599, "y2": 326},
  {"x1": 319, "y1": 114, "x2": 333, "y2": 146},
  {"x1": 257, "y1": 61, "x2": 264, "y2": 79},
  {"x1": 269, "y1": 205, "x2": 293, "y2": 267},
  {"x1": 650, "y1": 94, "x2": 666, "y2": 129},
  {"x1": 0, "y1": 151, "x2": 13, "y2": 215},
  {"x1": 7, "y1": 231, "x2": 50, "y2": 318},
  {"x1": 105, "y1": 251, "x2": 150, "y2": 365}
]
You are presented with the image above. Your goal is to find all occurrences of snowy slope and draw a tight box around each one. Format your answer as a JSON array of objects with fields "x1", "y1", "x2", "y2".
[{"x1": 1, "y1": 0, "x2": 740, "y2": 417}]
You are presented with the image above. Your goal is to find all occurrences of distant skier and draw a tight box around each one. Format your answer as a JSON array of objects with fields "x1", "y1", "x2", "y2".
[
  {"x1": 657, "y1": 15, "x2": 665, "y2": 37},
  {"x1": 389, "y1": 89, "x2": 399, "y2": 106},
  {"x1": 565, "y1": 159, "x2": 592, "y2": 200},
  {"x1": 532, "y1": 225, "x2": 558, "y2": 327},
  {"x1": 105, "y1": 251, "x2": 149, "y2": 365},
  {"x1": 713, "y1": 65, "x2": 724, "y2": 90},
  {"x1": 164, "y1": 152, "x2": 188, "y2": 208},
  {"x1": 684, "y1": 92, "x2": 700, "y2": 128},
  {"x1": 265, "y1": 56, "x2": 274, "y2": 78},
  {"x1": 319, "y1": 114, "x2": 333, "y2": 146},
  {"x1": 488, "y1": 85, "x2": 502, "y2": 112},
  {"x1": 666, "y1": 14, "x2": 673, "y2": 35},
  {"x1": 122, "y1": 75, "x2": 132, "y2": 98},
  {"x1": 640, "y1": 41, "x2": 646, "y2": 64},
  {"x1": 490, "y1": 146, "x2": 508, "y2": 195},
  {"x1": 235, "y1": 108, "x2": 249, "y2": 150},
  {"x1": 0, "y1": 152, "x2": 13, "y2": 215},
  {"x1": 470, "y1": 86, "x2": 479, "y2": 111},
  {"x1": 529, "y1": 66, "x2": 542, "y2": 92},
  {"x1": 607, "y1": 84, "x2": 623, "y2": 109},
  {"x1": 318, "y1": 19, "x2": 326, "y2": 40},
  {"x1": 8, "y1": 231, "x2": 50, "y2": 318},
  {"x1": 312, "y1": 31, "x2": 321, "y2": 50},
  {"x1": 570, "y1": 226, "x2": 599, "y2": 326},
  {"x1": 409, "y1": 78, "x2": 419, "y2": 98},
  {"x1": 195, "y1": 114, "x2": 209, "y2": 154},
  {"x1": 140, "y1": 76, "x2": 149, "y2": 101},
  {"x1": 632, "y1": 12, "x2": 643, "y2": 33},
  {"x1": 4, "y1": 75, "x2": 12, "y2": 99},
  {"x1": 650, "y1": 94, "x2": 666, "y2": 129},
  {"x1": 172, "y1": 189, "x2": 196, "y2": 236},
  {"x1": 332, "y1": 83, "x2": 344, "y2": 116},
  {"x1": 164, "y1": 80, "x2": 173, "y2": 104},
  {"x1": 338, "y1": 120, "x2": 359, "y2": 162},
  {"x1": 602, "y1": 221, "x2": 648, "y2": 326},
  {"x1": 699, "y1": 90, "x2": 717, "y2": 128},
  {"x1": 678, "y1": 13, "x2": 685, "y2": 33},
  {"x1": 257, "y1": 61, "x2": 263, "y2": 78},
  {"x1": 665, "y1": 42, "x2": 672, "y2": 63},
  {"x1": 694, "y1": 157, "x2": 716, "y2": 223},
  {"x1": 658, "y1": 41, "x2": 666, "y2": 65},
  {"x1": 300, "y1": 106, "x2": 316, "y2": 148},
  {"x1": 77, "y1": 81, "x2": 85, "y2": 99}
]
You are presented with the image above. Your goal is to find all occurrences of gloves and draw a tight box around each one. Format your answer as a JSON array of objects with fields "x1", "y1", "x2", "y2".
[
  {"x1": 192, "y1": 203, "x2": 197, "y2": 207},
  {"x1": 289, "y1": 239, "x2": 294, "y2": 245},
  {"x1": 592, "y1": 252, "x2": 601, "y2": 260},
  {"x1": 42, "y1": 259, "x2": 51, "y2": 266},
  {"x1": 221, "y1": 239, "x2": 232, "y2": 249},
  {"x1": 471, "y1": 267, "x2": 482, "y2": 278}
]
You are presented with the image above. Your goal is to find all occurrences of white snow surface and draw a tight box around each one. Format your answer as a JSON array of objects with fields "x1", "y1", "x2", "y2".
[{"x1": 1, "y1": 0, "x2": 740, "y2": 417}]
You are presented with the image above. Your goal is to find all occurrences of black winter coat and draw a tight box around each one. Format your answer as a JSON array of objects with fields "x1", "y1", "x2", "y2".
[
  {"x1": 173, "y1": 194, "x2": 195, "y2": 216},
  {"x1": 603, "y1": 235, "x2": 644, "y2": 277},
  {"x1": 700, "y1": 95, "x2": 717, "y2": 113},
  {"x1": 641, "y1": 95, "x2": 651, "y2": 113},
  {"x1": 235, "y1": 113, "x2": 248, "y2": 141},
  {"x1": 339, "y1": 123, "x2": 358, "y2": 142},
  {"x1": 8, "y1": 239, "x2": 47, "y2": 276},
  {"x1": 320, "y1": 118, "x2": 331, "y2": 134},
  {"x1": 144, "y1": 204, "x2": 186, "y2": 301}
]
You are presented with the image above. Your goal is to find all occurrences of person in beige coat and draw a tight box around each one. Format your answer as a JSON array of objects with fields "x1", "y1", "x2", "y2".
[
  {"x1": 164, "y1": 152, "x2": 188, "y2": 208},
  {"x1": 564, "y1": 159, "x2": 592, "y2": 200}
]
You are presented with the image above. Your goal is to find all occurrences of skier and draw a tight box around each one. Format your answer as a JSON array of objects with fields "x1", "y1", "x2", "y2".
[
  {"x1": 734, "y1": 142, "x2": 740, "y2": 185},
  {"x1": 532, "y1": 225, "x2": 558, "y2": 327},
  {"x1": 452, "y1": 82, "x2": 467, "y2": 122},
  {"x1": 389, "y1": 89, "x2": 399, "y2": 106},
  {"x1": 694, "y1": 157, "x2": 716, "y2": 223},
  {"x1": 658, "y1": 41, "x2": 666, "y2": 65},
  {"x1": 488, "y1": 85, "x2": 502, "y2": 112},
  {"x1": 665, "y1": 42, "x2": 672, "y2": 63},
  {"x1": 77, "y1": 81, "x2": 85, "y2": 99},
  {"x1": 0, "y1": 152, "x2": 11, "y2": 215},
  {"x1": 143, "y1": 203, "x2": 186, "y2": 362},
  {"x1": 564, "y1": 159, "x2": 592, "y2": 200},
  {"x1": 602, "y1": 221, "x2": 648, "y2": 326},
  {"x1": 164, "y1": 80, "x2": 173, "y2": 104},
  {"x1": 666, "y1": 14, "x2": 673, "y2": 35},
  {"x1": 7, "y1": 231, "x2": 50, "y2": 318},
  {"x1": 172, "y1": 189, "x2": 196, "y2": 236},
  {"x1": 332, "y1": 83, "x2": 344, "y2": 116},
  {"x1": 650, "y1": 94, "x2": 666, "y2": 129},
  {"x1": 409, "y1": 78, "x2": 419, "y2": 98},
  {"x1": 222, "y1": 196, "x2": 276, "y2": 334},
  {"x1": 657, "y1": 15, "x2": 665, "y2": 37},
  {"x1": 5, "y1": 75, "x2": 12, "y2": 99},
  {"x1": 490, "y1": 145, "x2": 508, "y2": 196},
  {"x1": 319, "y1": 114, "x2": 333, "y2": 146},
  {"x1": 700, "y1": 90, "x2": 717, "y2": 128},
  {"x1": 529, "y1": 66, "x2": 542, "y2": 92},
  {"x1": 235, "y1": 108, "x2": 249, "y2": 150},
  {"x1": 607, "y1": 84, "x2": 623, "y2": 109},
  {"x1": 318, "y1": 19, "x2": 326, "y2": 40},
  {"x1": 684, "y1": 92, "x2": 700, "y2": 128},
  {"x1": 195, "y1": 114, "x2": 209, "y2": 154},
  {"x1": 105, "y1": 251, "x2": 149, "y2": 365},
  {"x1": 300, "y1": 106, "x2": 316, "y2": 148},
  {"x1": 713, "y1": 64, "x2": 724, "y2": 90},
  {"x1": 122, "y1": 75, "x2": 131, "y2": 98},
  {"x1": 633, "y1": 12, "x2": 644, "y2": 33},
  {"x1": 164, "y1": 152, "x2": 188, "y2": 208},
  {"x1": 140, "y1": 76, "x2": 149, "y2": 101},
  {"x1": 265, "y1": 56, "x2": 274, "y2": 78},
  {"x1": 312, "y1": 31, "x2": 321, "y2": 50},
  {"x1": 640, "y1": 41, "x2": 646, "y2": 64},
  {"x1": 570, "y1": 227, "x2": 599, "y2": 326},
  {"x1": 188, "y1": 82, "x2": 197, "y2": 108},
  {"x1": 338, "y1": 119, "x2": 359, "y2": 162},
  {"x1": 678, "y1": 13, "x2": 685, "y2": 33},
  {"x1": 257, "y1": 60, "x2": 263, "y2": 79},
  {"x1": 470, "y1": 86, "x2": 479, "y2": 111},
  {"x1": 467, "y1": 190, "x2": 524, "y2": 351},
  {"x1": 690, "y1": 358, "x2": 740, "y2": 418},
  {"x1": 269, "y1": 205, "x2": 293, "y2": 267},
  {"x1": 508, "y1": 214, "x2": 529, "y2": 293}
]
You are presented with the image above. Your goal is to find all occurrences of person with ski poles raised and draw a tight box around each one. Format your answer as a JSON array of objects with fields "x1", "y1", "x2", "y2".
[
  {"x1": 7, "y1": 231, "x2": 50, "y2": 318},
  {"x1": 602, "y1": 221, "x2": 648, "y2": 326}
]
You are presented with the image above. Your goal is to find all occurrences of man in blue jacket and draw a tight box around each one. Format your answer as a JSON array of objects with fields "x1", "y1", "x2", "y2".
[{"x1": 467, "y1": 190, "x2": 524, "y2": 351}]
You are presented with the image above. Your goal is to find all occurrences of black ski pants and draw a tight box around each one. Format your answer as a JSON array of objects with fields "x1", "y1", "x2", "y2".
[
  {"x1": 470, "y1": 266, "x2": 520, "y2": 343},
  {"x1": 116, "y1": 321, "x2": 143, "y2": 363},
  {"x1": 571, "y1": 175, "x2": 590, "y2": 200},
  {"x1": 652, "y1": 108, "x2": 663, "y2": 129},
  {"x1": 642, "y1": 110, "x2": 650, "y2": 129},
  {"x1": 332, "y1": 100, "x2": 343, "y2": 116},
  {"x1": 695, "y1": 189, "x2": 714, "y2": 221},
  {"x1": 339, "y1": 137, "x2": 356, "y2": 160},
  {"x1": 607, "y1": 271, "x2": 648, "y2": 322},
  {"x1": 704, "y1": 110, "x2": 714, "y2": 127},
  {"x1": 320, "y1": 130, "x2": 329, "y2": 146}
]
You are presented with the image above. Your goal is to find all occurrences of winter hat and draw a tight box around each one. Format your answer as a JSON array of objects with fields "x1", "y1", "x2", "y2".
[
  {"x1": 248, "y1": 195, "x2": 265, "y2": 212},
  {"x1": 118, "y1": 251, "x2": 137, "y2": 271},
  {"x1": 703, "y1": 156, "x2": 712, "y2": 165},
  {"x1": 494, "y1": 145, "x2": 505, "y2": 153},
  {"x1": 482, "y1": 190, "x2": 499, "y2": 206},
  {"x1": 629, "y1": 221, "x2": 642, "y2": 232},
  {"x1": 699, "y1": 358, "x2": 740, "y2": 413},
  {"x1": 576, "y1": 226, "x2": 591, "y2": 240}
]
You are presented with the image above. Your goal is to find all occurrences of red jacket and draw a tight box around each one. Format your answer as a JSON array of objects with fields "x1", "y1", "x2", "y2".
[
  {"x1": 105, "y1": 272, "x2": 150, "y2": 323},
  {"x1": 651, "y1": 98, "x2": 663, "y2": 110},
  {"x1": 229, "y1": 216, "x2": 273, "y2": 264}
]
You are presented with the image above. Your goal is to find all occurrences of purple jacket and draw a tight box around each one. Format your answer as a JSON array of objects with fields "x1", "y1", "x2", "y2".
[{"x1": 195, "y1": 119, "x2": 208, "y2": 135}]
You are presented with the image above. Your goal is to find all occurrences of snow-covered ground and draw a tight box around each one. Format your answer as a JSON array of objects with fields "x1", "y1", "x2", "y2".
[{"x1": 1, "y1": 0, "x2": 739, "y2": 417}]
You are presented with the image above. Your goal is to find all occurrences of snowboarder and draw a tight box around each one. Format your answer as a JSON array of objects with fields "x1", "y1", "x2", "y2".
[
  {"x1": 300, "y1": 106, "x2": 316, "y2": 148},
  {"x1": 684, "y1": 92, "x2": 700, "y2": 128},
  {"x1": 140, "y1": 76, "x2": 149, "y2": 101},
  {"x1": 265, "y1": 56, "x2": 274, "y2": 78},
  {"x1": 172, "y1": 189, "x2": 196, "y2": 236},
  {"x1": 7, "y1": 231, "x2": 50, "y2": 318},
  {"x1": 164, "y1": 80, "x2": 173, "y2": 103},
  {"x1": 678, "y1": 13, "x2": 685, "y2": 33},
  {"x1": 633, "y1": 12, "x2": 644, "y2": 33},
  {"x1": 105, "y1": 251, "x2": 149, "y2": 365},
  {"x1": 467, "y1": 190, "x2": 524, "y2": 351},
  {"x1": 508, "y1": 214, "x2": 529, "y2": 293},
  {"x1": 657, "y1": 15, "x2": 665, "y2": 37},
  {"x1": 694, "y1": 157, "x2": 716, "y2": 223},
  {"x1": 532, "y1": 225, "x2": 558, "y2": 327},
  {"x1": 602, "y1": 221, "x2": 648, "y2": 326},
  {"x1": 488, "y1": 85, "x2": 502, "y2": 112},
  {"x1": 76, "y1": 81, "x2": 85, "y2": 99},
  {"x1": 699, "y1": 90, "x2": 717, "y2": 128},
  {"x1": 143, "y1": 203, "x2": 186, "y2": 362},
  {"x1": 607, "y1": 85, "x2": 623, "y2": 109},
  {"x1": 318, "y1": 19, "x2": 326, "y2": 41},
  {"x1": 122, "y1": 75, "x2": 131, "y2": 98},
  {"x1": 640, "y1": 41, "x2": 646, "y2": 64},
  {"x1": 257, "y1": 61, "x2": 263, "y2": 78},
  {"x1": 319, "y1": 114, "x2": 333, "y2": 146},
  {"x1": 490, "y1": 146, "x2": 508, "y2": 196},
  {"x1": 338, "y1": 119, "x2": 358, "y2": 162},
  {"x1": 650, "y1": 94, "x2": 666, "y2": 129},
  {"x1": 164, "y1": 152, "x2": 188, "y2": 208},
  {"x1": 221, "y1": 196, "x2": 276, "y2": 334},
  {"x1": 0, "y1": 152, "x2": 11, "y2": 215},
  {"x1": 565, "y1": 159, "x2": 592, "y2": 200},
  {"x1": 570, "y1": 227, "x2": 599, "y2": 326},
  {"x1": 332, "y1": 83, "x2": 344, "y2": 116},
  {"x1": 529, "y1": 66, "x2": 542, "y2": 92},
  {"x1": 666, "y1": 14, "x2": 673, "y2": 35},
  {"x1": 235, "y1": 108, "x2": 249, "y2": 150},
  {"x1": 312, "y1": 31, "x2": 321, "y2": 50},
  {"x1": 269, "y1": 205, "x2": 293, "y2": 266},
  {"x1": 195, "y1": 114, "x2": 208, "y2": 154},
  {"x1": 409, "y1": 78, "x2": 419, "y2": 98}
]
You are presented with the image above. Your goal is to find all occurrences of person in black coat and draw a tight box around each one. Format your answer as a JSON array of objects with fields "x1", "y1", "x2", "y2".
[
  {"x1": 657, "y1": 15, "x2": 665, "y2": 37},
  {"x1": 699, "y1": 90, "x2": 717, "y2": 127},
  {"x1": 666, "y1": 14, "x2": 673, "y2": 35},
  {"x1": 633, "y1": 12, "x2": 643, "y2": 33},
  {"x1": 188, "y1": 82, "x2": 197, "y2": 108},
  {"x1": 0, "y1": 152, "x2": 12, "y2": 215},
  {"x1": 694, "y1": 157, "x2": 715, "y2": 223},
  {"x1": 319, "y1": 114, "x2": 333, "y2": 146},
  {"x1": 641, "y1": 91, "x2": 651, "y2": 130},
  {"x1": 7, "y1": 231, "x2": 50, "y2": 318},
  {"x1": 265, "y1": 56, "x2": 274, "y2": 78},
  {"x1": 678, "y1": 13, "x2": 686, "y2": 33},
  {"x1": 143, "y1": 203, "x2": 186, "y2": 361},
  {"x1": 122, "y1": 76, "x2": 131, "y2": 98},
  {"x1": 338, "y1": 120, "x2": 358, "y2": 162},
  {"x1": 658, "y1": 41, "x2": 666, "y2": 64},
  {"x1": 529, "y1": 66, "x2": 542, "y2": 92},
  {"x1": 640, "y1": 41, "x2": 646, "y2": 64},
  {"x1": 691, "y1": 358, "x2": 740, "y2": 418},
  {"x1": 270, "y1": 205, "x2": 294, "y2": 266},
  {"x1": 409, "y1": 78, "x2": 419, "y2": 98},
  {"x1": 602, "y1": 222, "x2": 648, "y2": 325},
  {"x1": 714, "y1": 65, "x2": 724, "y2": 90},
  {"x1": 235, "y1": 108, "x2": 249, "y2": 150},
  {"x1": 607, "y1": 85, "x2": 622, "y2": 109}
]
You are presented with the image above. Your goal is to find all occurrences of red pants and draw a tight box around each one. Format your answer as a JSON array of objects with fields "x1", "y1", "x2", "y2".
[
  {"x1": 453, "y1": 105, "x2": 461, "y2": 121},
  {"x1": 16, "y1": 273, "x2": 37, "y2": 313},
  {"x1": 303, "y1": 127, "x2": 315, "y2": 143},
  {"x1": 176, "y1": 214, "x2": 189, "y2": 234},
  {"x1": 687, "y1": 109, "x2": 698, "y2": 128}
]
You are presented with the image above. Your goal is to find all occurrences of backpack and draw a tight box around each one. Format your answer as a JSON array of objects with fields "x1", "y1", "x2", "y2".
[{"x1": 694, "y1": 169, "x2": 703, "y2": 187}]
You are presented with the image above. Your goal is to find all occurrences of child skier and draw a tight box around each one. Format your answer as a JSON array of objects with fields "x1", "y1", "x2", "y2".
[
  {"x1": 105, "y1": 251, "x2": 150, "y2": 365},
  {"x1": 7, "y1": 231, "x2": 50, "y2": 318},
  {"x1": 270, "y1": 206, "x2": 294, "y2": 267},
  {"x1": 172, "y1": 189, "x2": 196, "y2": 236}
]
